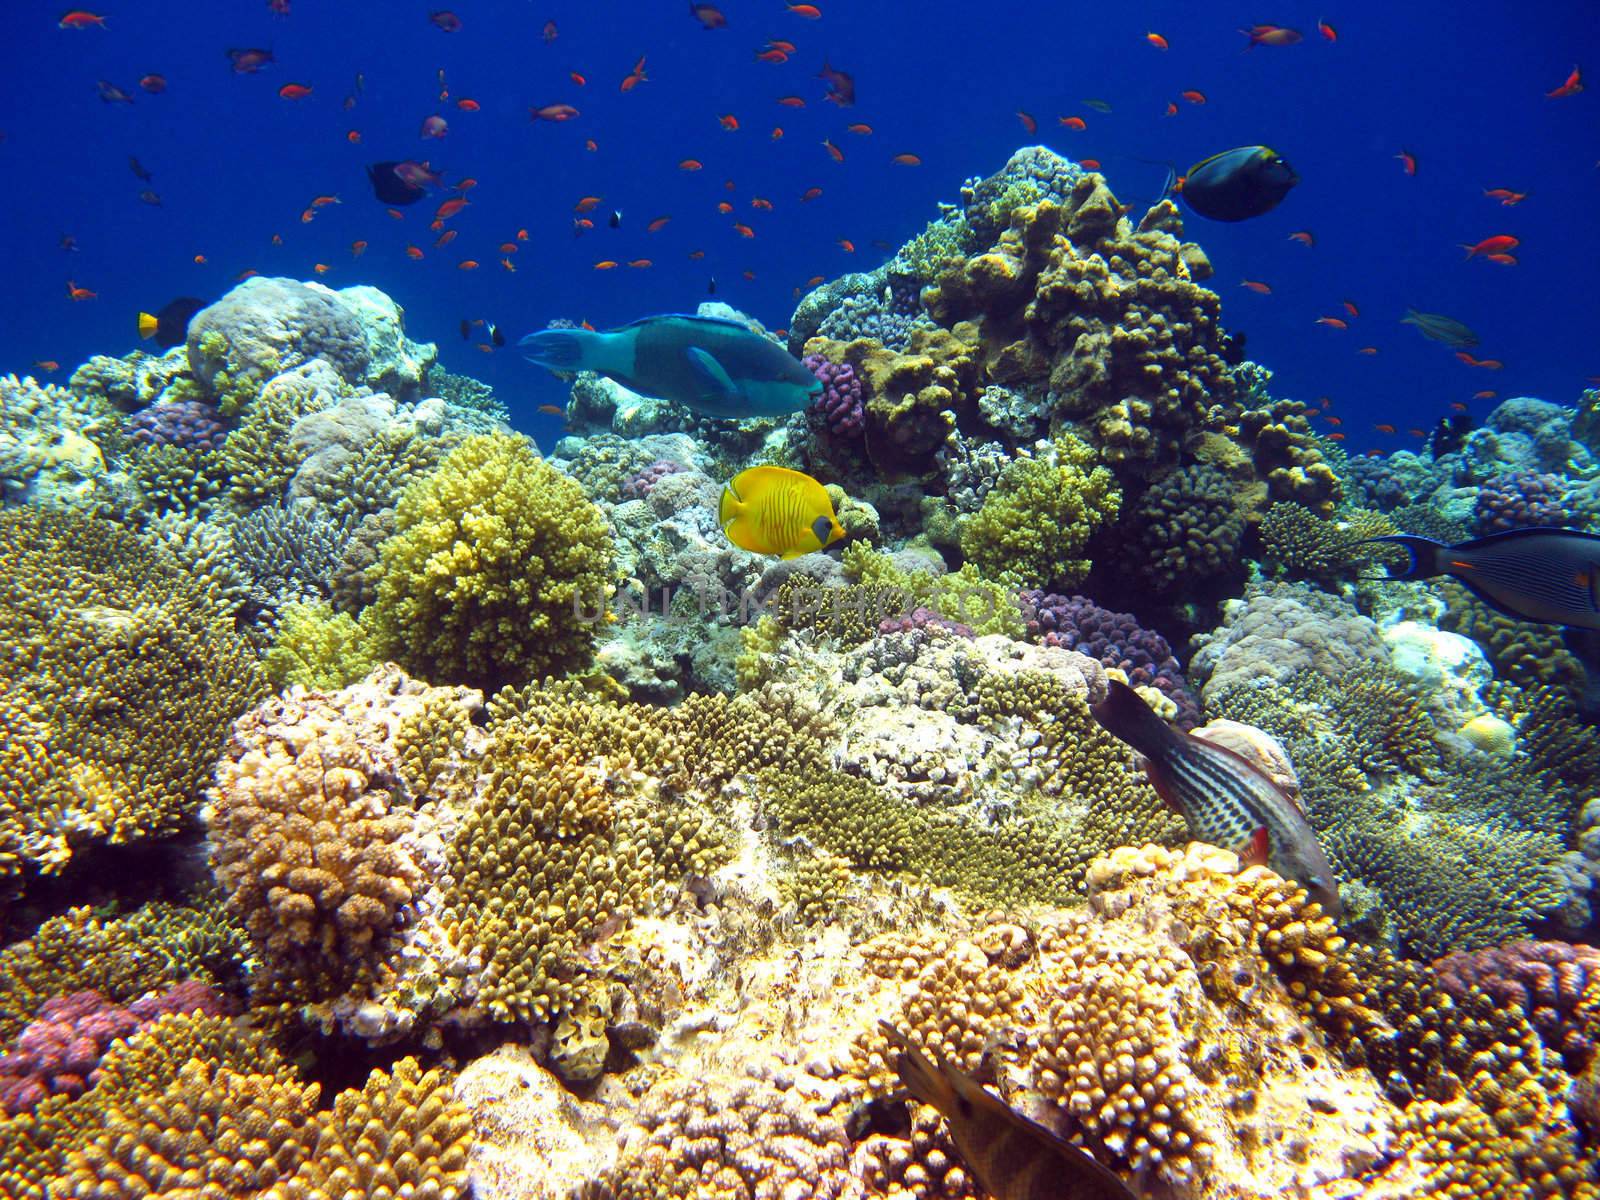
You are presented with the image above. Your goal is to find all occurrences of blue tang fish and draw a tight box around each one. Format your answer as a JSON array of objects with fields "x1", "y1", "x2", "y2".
[
  {"x1": 1366, "y1": 527, "x2": 1600, "y2": 630},
  {"x1": 519, "y1": 314, "x2": 822, "y2": 420}
]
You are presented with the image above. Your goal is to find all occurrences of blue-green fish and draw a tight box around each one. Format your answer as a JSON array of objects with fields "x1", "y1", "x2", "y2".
[
  {"x1": 519, "y1": 314, "x2": 821, "y2": 420},
  {"x1": 1091, "y1": 680, "x2": 1341, "y2": 916},
  {"x1": 1399, "y1": 308, "x2": 1479, "y2": 348},
  {"x1": 1366, "y1": 528, "x2": 1600, "y2": 630},
  {"x1": 1178, "y1": 146, "x2": 1297, "y2": 222}
]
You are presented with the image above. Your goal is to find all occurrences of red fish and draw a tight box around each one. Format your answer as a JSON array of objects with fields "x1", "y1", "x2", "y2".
[
  {"x1": 838, "y1": 238, "x2": 855, "y2": 252},
  {"x1": 1241, "y1": 279, "x2": 1272, "y2": 294},
  {"x1": 1080, "y1": 158, "x2": 1101, "y2": 169},
  {"x1": 278, "y1": 83, "x2": 313, "y2": 100},
  {"x1": 570, "y1": 71, "x2": 587, "y2": 86},
  {"x1": 435, "y1": 196, "x2": 469, "y2": 220},
  {"x1": 33, "y1": 361, "x2": 61, "y2": 373},
  {"x1": 1180, "y1": 90, "x2": 1206, "y2": 104},
  {"x1": 139, "y1": 74, "x2": 167, "y2": 93},
  {"x1": 1146, "y1": 32, "x2": 1168, "y2": 50},
  {"x1": 65, "y1": 280, "x2": 96, "y2": 301},
  {"x1": 1357, "y1": 347, "x2": 1379, "y2": 355},
  {"x1": 733, "y1": 222, "x2": 755, "y2": 237},
  {"x1": 1462, "y1": 234, "x2": 1518, "y2": 258},
  {"x1": 347, "y1": 129, "x2": 361, "y2": 143},
  {"x1": 679, "y1": 158, "x2": 703, "y2": 170},
  {"x1": 1342, "y1": 299, "x2": 1360, "y2": 317},
  {"x1": 351, "y1": 240, "x2": 367, "y2": 256},
  {"x1": 1482, "y1": 188, "x2": 1528, "y2": 206},
  {"x1": 1374, "y1": 423, "x2": 1396, "y2": 434},
  {"x1": 771, "y1": 126, "x2": 784, "y2": 139},
  {"x1": 435, "y1": 229, "x2": 457, "y2": 248},
  {"x1": 690, "y1": 4, "x2": 727, "y2": 29},
  {"x1": 755, "y1": 49, "x2": 788, "y2": 63},
  {"x1": 719, "y1": 113, "x2": 739, "y2": 130},
  {"x1": 891, "y1": 153, "x2": 920, "y2": 166},
  {"x1": 227, "y1": 47, "x2": 274, "y2": 73},
  {"x1": 1395, "y1": 149, "x2": 1417, "y2": 176},
  {"x1": 429, "y1": 10, "x2": 462, "y2": 31},
  {"x1": 593, "y1": 260, "x2": 618, "y2": 270},
  {"x1": 778, "y1": 95, "x2": 806, "y2": 107},
  {"x1": 574, "y1": 196, "x2": 602, "y2": 212},
  {"x1": 538, "y1": 404, "x2": 565, "y2": 416},
  {"x1": 1058, "y1": 116, "x2": 1086, "y2": 130},
  {"x1": 823, "y1": 138, "x2": 844, "y2": 161},
  {"x1": 457, "y1": 259, "x2": 479, "y2": 270},
  {"x1": 1315, "y1": 316, "x2": 1348, "y2": 329},
  {"x1": 716, "y1": 201, "x2": 734, "y2": 214},
  {"x1": 1547, "y1": 65, "x2": 1583, "y2": 99},
  {"x1": 1241, "y1": 24, "x2": 1302, "y2": 47},
  {"x1": 1471, "y1": 392, "x2": 1496, "y2": 401},
  {"x1": 1016, "y1": 110, "x2": 1037, "y2": 134},
  {"x1": 543, "y1": 20, "x2": 557, "y2": 42},
  {"x1": 1324, "y1": 416, "x2": 1343, "y2": 426},
  {"x1": 627, "y1": 258, "x2": 652, "y2": 269},
  {"x1": 646, "y1": 216, "x2": 672, "y2": 232},
  {"x1": 456, "y1": 98, "x2": 480, "y2": 111},
  {"x1": 59, "y1": 10, "x2": 107, "y2": 28},
  {"x1": 1163, "y1": 101, "x2": 1178, "y2": 117},
  {"x1": 420, "y1": 115, "x2": 448, "y2": 138},
  {"x1": 1288, "y1": 229, "x2": 1315, "y2": 246},
  {"x1": 786, "y1": 3, "x2": 821, "y2": 16},
  {"x1": 1317, "y1": 18, "x2": 1337, "y2": 42},
  {"x1": 1486, "y1": 252, "x2": 1518, "y2": 265},
  {"x1": 1327, "y1": 433, "x2": 1345, "y2": 441},
  {"x1": 531, "y1": 103, "x2": 580, "y2": 121},
  {"x1": 405, "y1": 245, "x2": 424, "y2": 260},
  {"x1": 751, "y1": 197, "x2": 773, "y2": 210}
]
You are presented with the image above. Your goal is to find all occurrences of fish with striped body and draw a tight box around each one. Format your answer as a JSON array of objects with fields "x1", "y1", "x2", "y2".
[
  {"x1": 1091, "y1": 681, "x2": 1341, "y2": 916},
  {"x1": 719, "y1": 465, "x2": 843, "y2": 559},
  {"x1": 878, "y1": 1022, "x2": 1140, "y2": 1200},
  {"x1": 1364, "y1": 527, "x2": 1600, "y2": 630}
]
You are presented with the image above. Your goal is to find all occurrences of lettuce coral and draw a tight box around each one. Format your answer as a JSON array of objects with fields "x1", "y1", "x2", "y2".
[
  {"x1": 958, "y1": 434, "x2": 1120, "y2": 589},
  {"x1": 368, "y1": 432, "x2": 615, "y2": 690}
]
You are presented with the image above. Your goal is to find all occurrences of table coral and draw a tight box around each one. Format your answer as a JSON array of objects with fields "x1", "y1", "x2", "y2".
[
  {"x1": 0, "y1": 508, "x2": 265, "y2": 875},
  {"x1": 369, "y1": 431, "x2": 615, "y2": 690}
]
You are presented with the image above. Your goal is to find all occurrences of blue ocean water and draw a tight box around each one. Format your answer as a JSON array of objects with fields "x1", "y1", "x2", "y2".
[{"x1": 3, "y1": 0, "x2": 1596, "y2": 452}]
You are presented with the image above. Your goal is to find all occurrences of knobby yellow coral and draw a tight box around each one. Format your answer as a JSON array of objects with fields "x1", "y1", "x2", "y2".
[{"x1": 369, "y1": 432, "x2": 615, "y2": 690}]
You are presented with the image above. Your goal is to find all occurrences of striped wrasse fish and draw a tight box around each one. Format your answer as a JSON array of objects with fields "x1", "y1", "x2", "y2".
[
  {"x1": 1091, "y1": 680, "x2": 1342, "y2": 916},
  {"x1": 879, "y1": 1022, "x2": 1140, "y2": 1200}
]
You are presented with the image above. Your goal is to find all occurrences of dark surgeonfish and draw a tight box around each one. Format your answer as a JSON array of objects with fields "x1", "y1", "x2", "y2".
[
  {"x1": 1400, "y1": 308, "x2": 1478, "y2": 348},
  {"x1": 366, "y1": 161, "x2": 427, "y2": 206},
  {"x1": 1365, "y1": 527, "x2": 1600, "y2": 631},
  {"x1": 138, "y1": 296, "x2": 207, "y2": 349},
  {"x1": 879, "y1": 1023, "x2": 1139, "y2": 1200},
  {"x1": 1178, "y1": 146, "x2": 1297, "y2": 221},
  {"x1": 519, "y1": 314, "x2": 821, "y2": 419},
  {"x1": 1091, "y1": 681, "x2": 1342, "y2": 915}
]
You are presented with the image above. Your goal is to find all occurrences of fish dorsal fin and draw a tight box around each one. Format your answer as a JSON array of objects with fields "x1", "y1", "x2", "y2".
[
  {"x1": 1460, "y1": 525, "x2": 1600, "y2": 548},
  {"x1": 615, "y1": 312, "x2": 753, "y2": 333}
]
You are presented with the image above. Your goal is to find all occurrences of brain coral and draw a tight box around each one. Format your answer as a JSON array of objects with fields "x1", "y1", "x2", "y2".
[
  {"x1": 186, "y1": 276, "x2": 370, "y2": 395},
  {"x1": 369, "y1": 432, "x2": 615, "y2": 690},
  {"x1": 0, "y1": 508, "x2": 265, "y2": 875}
]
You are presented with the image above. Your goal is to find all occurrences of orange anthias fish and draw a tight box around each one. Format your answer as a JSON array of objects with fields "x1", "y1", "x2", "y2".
[
  {"x1": 823, "y1": 138, "x2": 844, "y2": 161},
  {"x1": 785, "y1": 2, "x2": 821, "y2": 16},
  {"x1": 1462, "y1": 234, "x2": 1518, "y2": 258},
  {"x1": 574, "y1": 195, "x2": 603, "y2": 212},
  {"x1": 1181, "y1": 89, "x2": 1206, "y2": 104},
  {"x1": 1374, "y1": 423, "x2": 1396, "y2": 434},
  {"x1": 1342, "y1": 299, "x2": 1360, "y2": 317},
  {"x1": 1317, "y1": 18, "x2": 1337, "y2": 42},
  {"x1": 802, "y1": 186, "x2": 824, "y2": 200},
  {"x1": 1483, "y1": 188, "x2": 1528, "y2": 206},
  {"x1": 66, "y1": 280, "x2": 97, "y2": 301},
  {"x1": 679, "y1": 158, "x2": 703, "y2": 171},
  {"x1": 351, "y1": 240, "x2": 367, "y2": 256},
  {"x1": 1395, "y1": 149, "x2": 1418, "y2": 175},
  {"x1": 719, "y1": 113, "x2": 739, "y2": 130},
  {"x1": 1241, "y1": 24, "x2": 1302, "y2": 46},
  {"x1": 1288, "y1": 229, "x2": 1315, "y2": 246},
  {"x1": 1241, "y1": 279, "x2": 1272, "y2": 294},
  {"x1": 1486, "y1": 253, "x2": 1518, "y2": 266},
  {"x1": 456, "y1": 98, "x2": 480, "y2": 111},
  {"x1": 891, "y1": 154, "x2": 921, "y2": 166},
  {"x1": 1058, "y1": 116, "x2": 1086, "y2": 130},
  {"x1": 1315, "y1": 316, "x2": 1348, "y2": 329},
  {"x1": 59, "y1": 10, "x2": 108, "y2": 28},
  {"x1": 531, "y1": 103, "x2": 580, "y2": 121},
  {"x1": 33, "y1": 361, "x2": 61, "y2": 373},
  {"x1": 647, "y1": 216, "x2": 672, "y2": 232},
  {"x1": 778, "y1": 95, "x2": 806, "y2": 107},
  {"x1": 278, "y1": 83, "x2": 313, "y2": 100},
  {"x1": 1016, "y1": 111, "x2": 1037, "y2": 134},
  {"x1": 1547, "y1": 65, "x2": 1583, "y2": 98},
  {"x1": 1146, "y1": 31, "x2": 1168, "y2": 50},
  {"x1": 538, "y1": 404, "x2": 565, "y2": 416},
  {"x1": 436, "y1": 196, "x2": 469, "y2": 220}
]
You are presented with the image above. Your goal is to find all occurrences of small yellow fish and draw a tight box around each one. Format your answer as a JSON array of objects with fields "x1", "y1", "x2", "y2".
[
  {"x1": 880, "y1": 1022, "x2": 1139, "y2": 1200},
  {"x1": 719, "y1": 465, "x2": 844, "y2": 559}
]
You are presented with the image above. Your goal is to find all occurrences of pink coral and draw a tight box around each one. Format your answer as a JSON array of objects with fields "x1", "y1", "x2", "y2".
[
  {"x1": 804, "y1": 353, "x2": 864, "y2": 440},
  {"x1": 620, "y1": 459, "x2": 689, "y2": 500},
  {"x1": 1434, "y1": 939, "x2": 1600, "y2": 1072},
  {"x1": 0, "y1": 981, "x2": 236, "y2": 1114}
]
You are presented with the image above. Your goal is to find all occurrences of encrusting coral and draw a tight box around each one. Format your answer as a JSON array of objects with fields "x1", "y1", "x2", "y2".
[{"x1": 368, "y1": 431, "x2": 616, "y2": 690}]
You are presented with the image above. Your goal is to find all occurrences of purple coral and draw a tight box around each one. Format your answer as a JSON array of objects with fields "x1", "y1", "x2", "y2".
[
  {"x1": 124, "y1": 399, "x2": 228, "y2": 452},
  {"x1": 621, "y1": 459, "x2": 689, "y2": 500},
  {"x1": 877, "y1": 605, "x2": 974, "y2": 639},
  {"x1": 1473, "y1": 470, "x2": 1568, "y2": 534},
  {"x1": 0, "y1": 981, "x2": 236, "y2": 1114},
  {"x1": 804, "y1": 354, "x2": 864, "y2": 440},
  {"x1": 1434, "y1": 940, "x2": 1600, "y2": 1073},
  {"x1": 1020, "y1": 591, "x2": 1200, "y2": 725}
]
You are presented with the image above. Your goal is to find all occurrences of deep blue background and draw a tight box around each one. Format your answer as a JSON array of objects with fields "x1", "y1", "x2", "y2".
[{"x1": 3, "y1": 1, "x2": 1596, "y2": 453}]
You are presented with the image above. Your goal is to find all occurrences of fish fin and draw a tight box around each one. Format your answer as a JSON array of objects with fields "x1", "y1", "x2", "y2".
[
  {"x1": 138, "y1": 312, "x2": 158, "y2": 339},
  {"x1": 1243, "y1": 826, "x2": 1270, "y2": 867},
  {"x1": 686, "y1": 346, "x2": 738, "y2": 403},
  {"x1": 1359, "y1": 534, "x2": 1445, "y2": 579},
  {"x1": 517, "y1": 328, "x2": 592, "y2": 371},
  {"x1": 717, "y1": 479, "x2": 743, "y2": 531}
]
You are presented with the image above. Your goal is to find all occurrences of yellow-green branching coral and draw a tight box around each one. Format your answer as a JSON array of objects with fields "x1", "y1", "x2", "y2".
[
  {"x1": 263, "y1": 600, "x2": 382, "y2": 690},
  {"x1": 958, "y1": 435, "x2": 1120, "y2": 590},
  {"x1": 368, "y1": 432, "x2": 614, "y2": 690}
]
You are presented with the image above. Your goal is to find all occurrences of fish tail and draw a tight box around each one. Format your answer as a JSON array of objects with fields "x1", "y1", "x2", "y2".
[
  {"x1": 1360, "y1": 534, "x2": 1444, "y2": 579},
  {"x1": 517, "y1": 327, "x2": 597, "y2": 372}
]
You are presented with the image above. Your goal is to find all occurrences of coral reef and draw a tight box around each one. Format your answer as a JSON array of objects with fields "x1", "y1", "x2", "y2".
[
  {"x1": 1433, "y1": 940, "x2": 1600, "y2": 1073},
  {"x1": 804, "y1": 351, "x2": 866, "y2": 439},
  {"x1": 368, "y1": 432, "x2": 615, "y2": 690},
  {"x1": 1474, "y1": 469, "x2": 1569, "y2": 533},
  {"x1": 1021, "y1": 590, "x2": 1199, "y2": 721}
]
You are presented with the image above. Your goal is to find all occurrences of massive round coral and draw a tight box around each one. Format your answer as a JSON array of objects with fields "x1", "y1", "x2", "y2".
[{"x1": 368, "y1": 432, "x2": 615, "y2": 690}]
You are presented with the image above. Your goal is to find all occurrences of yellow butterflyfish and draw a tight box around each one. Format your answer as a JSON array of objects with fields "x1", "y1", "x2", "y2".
[{"x1": 719, "y1": 465, "x2": 844, "y2": 559}]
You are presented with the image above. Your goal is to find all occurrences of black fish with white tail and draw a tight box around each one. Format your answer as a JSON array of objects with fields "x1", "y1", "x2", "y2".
[
  {"x1": 878, "y1": 1022, "x2": 1139, "y2": 1200},
  {"x1": 1091, "y1": 680, "x2": 1341, "y2": 916},
  {"x1": 1365, "y1": 527, "x2": 1600, "y2": 630}
]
